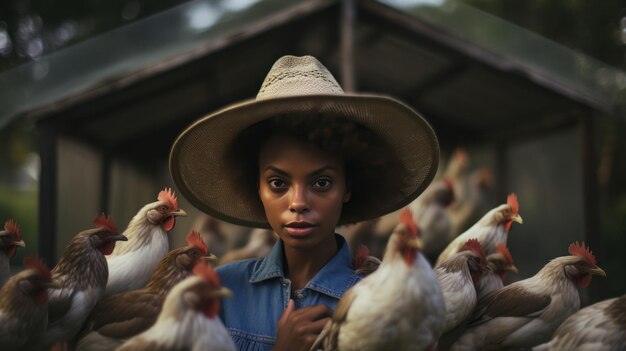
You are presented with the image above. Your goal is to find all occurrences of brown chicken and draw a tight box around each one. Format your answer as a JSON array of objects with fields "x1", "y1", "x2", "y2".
[
  {"x1": 24, "y1": 214, "x2": 127, "y2": 351},
  {"x1": 477, "y1": 243, "x2": 518, "y2": 300},
  {"x1": 0, "y1": 257, "x2": 59, "y2": 350},
  {"x1": 76, "y1": 230, "x2": 216, "y2": 350},
  {"x1": 0, "y1": 220, "x2": 26, "y2": 287}
]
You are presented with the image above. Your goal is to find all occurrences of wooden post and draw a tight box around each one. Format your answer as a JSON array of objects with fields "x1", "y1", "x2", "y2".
[
  {"x1": 580, "y1": 113, "x2": 606, "y2": 302},
  {"x1": 341, "y1": 0, "x2": 356, "y2": 92},
  {"x1": 38, "y1": 127, "x2": 57, "y2": 265}
]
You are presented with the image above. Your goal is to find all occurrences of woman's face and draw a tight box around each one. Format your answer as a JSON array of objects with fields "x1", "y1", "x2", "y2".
[{"x1": 258, "y1": 135, "x2": 351, "y2": 251}]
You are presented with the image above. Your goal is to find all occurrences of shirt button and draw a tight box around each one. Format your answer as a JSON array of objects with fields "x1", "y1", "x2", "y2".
[{"x1": 296, "y1": 292, "x2": 304, "y2": 300}]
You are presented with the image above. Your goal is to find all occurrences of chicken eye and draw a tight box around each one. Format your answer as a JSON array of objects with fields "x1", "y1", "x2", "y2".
[{"x1": 157, "y1": 206, "x2": 169, "y2": 213}]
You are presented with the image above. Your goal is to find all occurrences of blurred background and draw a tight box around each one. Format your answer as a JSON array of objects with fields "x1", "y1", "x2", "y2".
[{"x1": 1, "y1": 0, "x2": 625, "y2": 303}]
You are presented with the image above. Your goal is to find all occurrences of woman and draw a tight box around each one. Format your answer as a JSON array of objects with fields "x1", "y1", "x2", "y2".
[{"x1": 169, "y1": 55, "x2": 439, "y2": 351}]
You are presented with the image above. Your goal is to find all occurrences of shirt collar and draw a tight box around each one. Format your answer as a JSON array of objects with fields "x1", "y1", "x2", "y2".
[{"x1": 249, "y1": 234, "x2": 358, "y2": 299}]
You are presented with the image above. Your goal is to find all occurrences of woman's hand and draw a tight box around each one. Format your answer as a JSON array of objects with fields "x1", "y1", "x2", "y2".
[{"x1": 273, "y1": 299, "x2": 332, "y2": 351}]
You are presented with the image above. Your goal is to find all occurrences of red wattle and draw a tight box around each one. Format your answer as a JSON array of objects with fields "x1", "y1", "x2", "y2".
[
  {"x1": 161, "y1": 216, "x2": 175, "y2": 231},
  {"x1": 575, "y1": 273, "x2": 592, "y2": 288},
  {"x1": 6, "y1": 246, "x2": 17, "y2": 257},
  {"x1": 100, "y1": 241, "x2": 116, "y2": 256}
]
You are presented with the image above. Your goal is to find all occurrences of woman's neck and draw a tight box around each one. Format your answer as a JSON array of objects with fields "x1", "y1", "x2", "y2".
[{"x1": 283, "y1": 234, "x2": 339, "y2": 292}]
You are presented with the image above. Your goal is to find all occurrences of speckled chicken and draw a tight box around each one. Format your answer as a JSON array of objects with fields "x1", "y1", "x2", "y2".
[
  {"x1": 310, "y1": 208, "x2": 445, "y2": 351},
  {"x1": 76, "y1": 230, "x2": 216, "y2": 350},
  {"x1": 451, "y1": 241, "x2": 606, "y2": 351}
]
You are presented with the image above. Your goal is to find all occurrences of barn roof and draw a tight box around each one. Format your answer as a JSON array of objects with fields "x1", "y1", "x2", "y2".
[{"x1": 1, "y1": 0, "x2": 624, "y2": 155}]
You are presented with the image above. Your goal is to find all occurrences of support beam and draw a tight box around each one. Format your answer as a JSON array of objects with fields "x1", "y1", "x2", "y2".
[
  {"x1": 38, "y1": 128, "x2": 58, "y2": 265},
  {"x1": 340, "y1": 0, "x2": 356, "y2": 92},
  {"x1": 580, "y1": 113, "x2": 606, "y2": 302}
]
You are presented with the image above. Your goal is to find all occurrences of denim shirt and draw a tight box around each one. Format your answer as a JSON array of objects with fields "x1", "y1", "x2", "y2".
[{"x1": 216, "y1": 235, "x2": 361, "y2": 351}]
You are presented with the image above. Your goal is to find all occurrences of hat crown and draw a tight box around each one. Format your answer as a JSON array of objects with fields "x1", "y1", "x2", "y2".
[{"x1": 257, "y1": 55, "x2": 344, "y2": 100}]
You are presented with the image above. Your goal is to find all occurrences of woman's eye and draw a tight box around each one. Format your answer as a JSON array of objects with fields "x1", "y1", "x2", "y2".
[
  {"x1": 269, "y1": 179, "x2": 286, "y2": 189},
  {"x1": 313, "y1": 178, "x2": 332, "y2": 189}
]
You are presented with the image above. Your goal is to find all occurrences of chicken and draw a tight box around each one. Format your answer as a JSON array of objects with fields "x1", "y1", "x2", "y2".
[
  {"x1": 0, "y1": 220, "x2": 26, "y2": 286},
  {"x1": 218, "y1": 228, "x2": 276, "y2": 265},
  {"x1": 0, "y1": 257, "x2": 59, "y2": 350},
  {"x1": 105, "y1": 187, "x2": 187, "y2": 296},
  {"x1": 24, "y1": 214, "x2": 127, "y2": 350},
  {"x1": 436, "y1": 193, "x2": 522, "y2": 266},
  {"x1": 477, "y1": 243, "x2": 518, "y2": 300},
  {"x1": 435, "y1": 238, "x2": 487, "y2": 333},
  {"x1": 408, "y1": 178, "x2": 455, "y2": 262},
  {"x1": 116, "y1": 262, "x2": 235, "y2": 351},
  {"x1": 450, "y1": 241, "x2": 607, "y2": 351},
  {"x1": 76, "y1": 230, "x2": 217, "y2": 351},
  {"x1": 533, "y1": 293, "x2": 626, "y2": 351},
  {"x1": 352, "y1": 244, "x2": 381, "y2": 276},
  {"x1": 448, "y1": 167, "x2": 494, "y2": 237},
  {"x1": 311, "y1": 208, "x2": 446, "y2": 351},
  {"x1": 443, "y1": 148, "x2": 469, "y2": 211}
]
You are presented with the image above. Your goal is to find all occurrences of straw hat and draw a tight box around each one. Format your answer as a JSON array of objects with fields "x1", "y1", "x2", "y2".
[{"x1": 170, "y1": 55, "x2": 439, "y2": 228}]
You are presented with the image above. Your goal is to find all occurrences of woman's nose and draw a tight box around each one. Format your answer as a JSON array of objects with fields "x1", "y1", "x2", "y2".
[{"x1": 289, "y1": 185, "x2": 309, "y2": 213}]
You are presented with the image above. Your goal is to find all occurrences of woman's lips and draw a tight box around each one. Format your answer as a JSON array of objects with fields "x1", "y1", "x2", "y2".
[{"x1": 284, "y1": 222, "x2": 316, "y2": 237}]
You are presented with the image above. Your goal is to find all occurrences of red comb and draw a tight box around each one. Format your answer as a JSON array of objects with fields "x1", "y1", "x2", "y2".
[
  {"x1": 24, "y1": 256, "x2": 52, "y2": 280},
  {"x1": 507, "y1": 193, "x2": 519, "y2": 215},
  {"x1": 400, "y1": 208, "x2": 419, "y2": 237},
  {"x1": 4, "y1": 219, "x2": 21, "y2": 237},
  {"x1": 455, "y1": 148, "x2": 467, "y2": 162},
  {"x1": 186, "y1": 230, "x2": 209, "y2": 255},
  {"x1": 353, "y1": 244, "x2": 370, "y2": 269},
  {"x1": 193, "y1": 261, "x2": 221, "y2": 288},
  {"x1": 568, "y1": 241, "x2": 597, "y2": 266},
  {"x1": 461, "y1": 238, "x2": 486, "y2": 262},
  {"x1": 496, "y1": 243, "x2": 513, "y2": 265},
  {"x1": 158, "y1": 188, "x2": 178, "y2": 209},
  {"x1": 93, "y1": 213, "x2": 118, "y2": 233}
]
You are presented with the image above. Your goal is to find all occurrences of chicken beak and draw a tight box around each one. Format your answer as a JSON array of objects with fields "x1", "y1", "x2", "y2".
[
  {"x1": 506, "y1": 264, "x2": 518, "y2": 274},
  {"x1": 203, "y1": 254, "x2": 218, "y2": 263},
  {"x1": 113, "y1": 234, "x2": 128, "y2": 242},
  {"x1": 408, "y1": 238, "x2": 423, "y2": 250},
  {"x1": 211, "y1": 287, "x2": 233, "y2": 299},
  {"x1": 512, "y1": 214, "x2": 523, "y2": 224},
  {"x1": 171, "y1": 209, "x2": 188, "y2": 217},
  {"x1": 588, "y1": 266, "x2": 606, "y2": 277},
  {"x1": 13, "y1": 239, "x2": 26, "y2": 248}
]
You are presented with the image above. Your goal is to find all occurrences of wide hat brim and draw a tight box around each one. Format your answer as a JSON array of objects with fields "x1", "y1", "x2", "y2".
[{"x1": 170, "y1": 94, "x2": 439, "y2": 228}]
